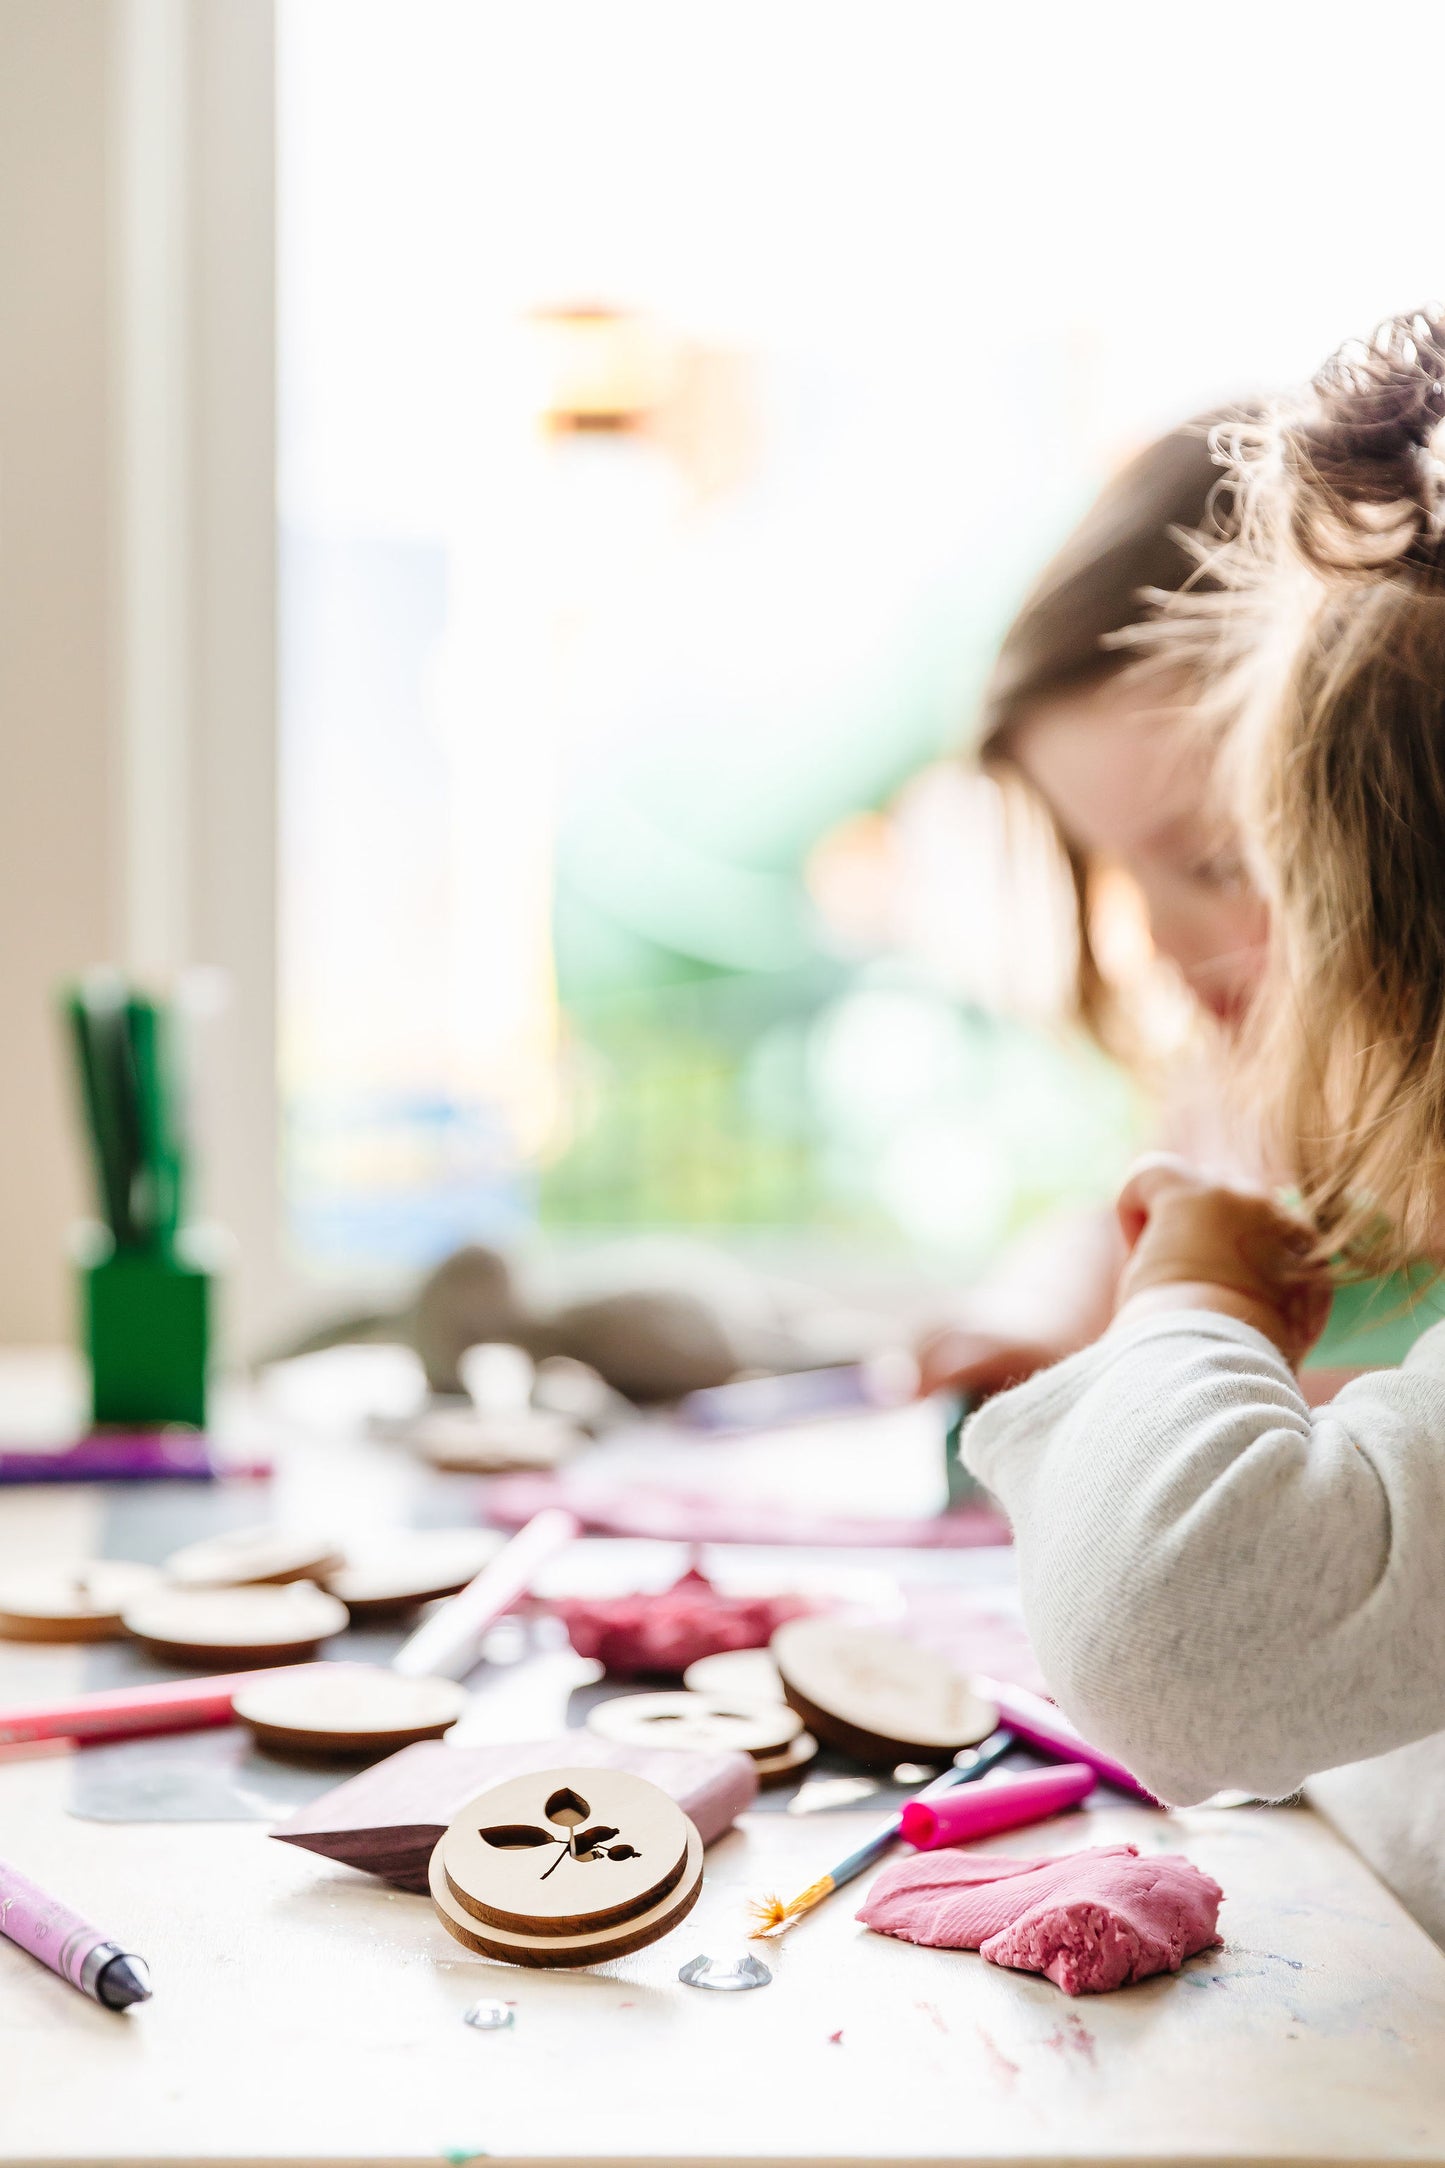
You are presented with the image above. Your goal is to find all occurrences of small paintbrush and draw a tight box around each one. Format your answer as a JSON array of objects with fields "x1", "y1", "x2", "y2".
[{"x1": 748, "y1": 1727, "x2": 1016, "y2": 1937}]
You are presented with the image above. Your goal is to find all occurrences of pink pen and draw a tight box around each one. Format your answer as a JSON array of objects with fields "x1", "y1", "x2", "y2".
[
  {"x1": 0, "y1": 1857, "x2": 151, "y2": 2008},
  {"x1": 0, "y1": 1667, "x2": 310, "y2": 1748},
  {"x1": 900, "y1": 1761, "x2": 1096, "y2": 1849},
  {"x1": 973, "y1": 1677, "x2": 1158, "y2": 1803}
]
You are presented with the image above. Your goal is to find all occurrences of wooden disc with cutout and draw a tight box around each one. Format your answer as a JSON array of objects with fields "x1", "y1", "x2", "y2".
[
  {"x1": 121, "y1": 1581, "x2": 350, "y2": 1666},
  {"x1": 587, "y1": 1689, "x2": 802, "y2": 1762},
  {"x1": 233, "y1": 1664, "x2": 469, "y2": 1755},
  {"x1": 164, "y1": 1526, "x2": 345, "y2": 1589},
  {"x1": 323, "y1": 1531, "x2": 504, "y2": 1617},
  {"x1": 771, "y1": 1618, "x2": 997, "y2": 1768},
  {"x1": 0, "y1": 1562, "x2": 160, "y2": 1642},
  {"x1": 429, "y1": 1766, "x2": 703, "y2": 1967}
]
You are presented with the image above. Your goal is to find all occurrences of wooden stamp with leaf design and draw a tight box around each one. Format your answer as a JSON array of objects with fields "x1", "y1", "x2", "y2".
[{"x1": 429, "y1": 1766, "x2": 704, "y2": 1967}]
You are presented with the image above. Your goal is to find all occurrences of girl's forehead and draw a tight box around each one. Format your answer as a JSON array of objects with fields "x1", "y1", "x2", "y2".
[{"x1": 1011, "y1": 674, "x2": 1211, "y2": 857}]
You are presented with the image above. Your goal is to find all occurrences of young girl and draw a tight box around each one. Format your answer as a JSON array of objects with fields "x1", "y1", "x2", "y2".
[
  {"x1": 964, "y1": 309, "x2": 1445, "y2": 1944},
  {"x1": 921, "y1": 398, "x2": 1445, "y2": 1401},
  {"x1": 918, "y1": 414, "x2": 1271, "y2": 1399}
]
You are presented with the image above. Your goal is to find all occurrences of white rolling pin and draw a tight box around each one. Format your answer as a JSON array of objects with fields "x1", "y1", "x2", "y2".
[{"x1": 390, "y1": 1508, "x2": 580, "y2": 1681}]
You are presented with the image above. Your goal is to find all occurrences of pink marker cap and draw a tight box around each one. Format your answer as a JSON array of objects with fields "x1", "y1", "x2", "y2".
[{"x1": 900, "y1": 1762, "x2": 1096, "y2": 1850}]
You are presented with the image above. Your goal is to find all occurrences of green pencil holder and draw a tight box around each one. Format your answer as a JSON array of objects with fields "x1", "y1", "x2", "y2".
[{"x1": 82, "y1": 1245, "x2": 211, "y2": 1429}]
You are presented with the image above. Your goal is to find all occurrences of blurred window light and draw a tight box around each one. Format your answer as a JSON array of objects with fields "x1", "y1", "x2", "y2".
[{"x1": 279, "y1": 0, "x2": 1443, "y2": 1271}]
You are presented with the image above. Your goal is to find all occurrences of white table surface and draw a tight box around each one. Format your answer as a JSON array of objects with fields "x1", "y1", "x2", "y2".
[{"x1": 3, "y1": 1349, "x2": 1445, "y2": 2166}]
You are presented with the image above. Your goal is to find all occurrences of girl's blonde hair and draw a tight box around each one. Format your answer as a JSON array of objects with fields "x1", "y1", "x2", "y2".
[{"x1": 1159, "y1": 310, "x2": 1445, "y2": 1269}]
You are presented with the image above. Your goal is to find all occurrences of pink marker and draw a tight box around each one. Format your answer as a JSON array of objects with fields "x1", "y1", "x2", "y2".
[
  {"x1": 0, "y1": 1857, "x2": 151, "y2": 2008},
  {"x1": 973, "y1": 1677, "x2": 1158, "y2": 1804},
  {"x1": 0, "y1": 1667, "x2": 314, "y2": 1748},
  {"x1": 900, "y1": 1761, "x2": 1096, "y2": 1849}
]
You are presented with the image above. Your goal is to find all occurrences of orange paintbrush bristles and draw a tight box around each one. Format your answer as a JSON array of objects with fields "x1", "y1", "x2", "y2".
[{"x1": 747, "y1": 1873, "x2": 838, "y2": 1937}]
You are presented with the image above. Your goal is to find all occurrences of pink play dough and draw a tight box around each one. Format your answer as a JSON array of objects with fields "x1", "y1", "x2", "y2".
[
  {"x1": 856, "y1": 1843, "x2": 1222, "y2": 1995},
  {"x1": 553, "y1": 1567, "x2": 811, "y2": 1676}
]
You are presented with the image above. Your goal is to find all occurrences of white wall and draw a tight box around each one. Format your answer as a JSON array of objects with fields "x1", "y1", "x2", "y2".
[
  {"x1": 0, "y1": 1, "x2": 119, "y2": 1343},
  {"x1": 0, "y1": 0, "x2": 279, "y2": 1351}
]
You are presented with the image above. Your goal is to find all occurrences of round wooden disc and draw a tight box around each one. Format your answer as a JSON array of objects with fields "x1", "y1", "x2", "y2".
[
  {"x1": 430, "y1": 1820, "x2": 703, "y2": 1969},
  {"x1": 164, "y1": 1526, "x2": 344, "y2": 1589},
  {"x1": 413, "y1": 1409, "x2": 582, "y2": 1474},
  {"x1": 121, "y1": 1581, "x2": 350, "y2": 1666},
  {"x1": 232, "y1": 1664, "x2": 469, "y2": 1755},
  {"x1": 439, "y1": 1767, "x2": 692, "y2": 1940},
  {"x1": 323, "y1": 1531, "x2": 504, "y2": 1617},
  {"x1": 771, "y1": 1618, "x2": 997, "y2": 1768},
  {"x1": 682, "y1": 1648, "x2": 785, "y2": 1702},
  {"x1": 586, "y1": 1690, "x2": 802, "y2": 1761},
  {"x1": 753, "y1": 1731, "x2": 819, "y2": 1786},
  {"x1": 0, "y1": 1562, "x2": 160, "y2": 1642}
]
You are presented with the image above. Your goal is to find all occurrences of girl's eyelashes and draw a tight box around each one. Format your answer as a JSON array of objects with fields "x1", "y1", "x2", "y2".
[{"x1": 1182, "y1": 847, "x2": 1249, "y2": 893}]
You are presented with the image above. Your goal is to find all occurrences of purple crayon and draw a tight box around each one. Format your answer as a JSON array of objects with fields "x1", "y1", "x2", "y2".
[{"x1": 0, "y1": 1857, "x2": 152, "y2": 2009}]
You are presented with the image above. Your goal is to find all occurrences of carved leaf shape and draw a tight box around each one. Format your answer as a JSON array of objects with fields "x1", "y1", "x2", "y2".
[
  {"x1": 606, "y1": 1844, "x2": 640, "y2": 1860},
  {"x1": 544, "y1": 1787, "x2": 590, "y2": 1827},
  {"x1": 479, "y1": 1824, "x2": 556, "y2": 1849},
  {"x1": 571, "y1": 1824, "x2": 621, "y2": 1860}
]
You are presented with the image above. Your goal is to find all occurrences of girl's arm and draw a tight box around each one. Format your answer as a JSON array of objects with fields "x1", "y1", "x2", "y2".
[
  {"x1": 916, "y1": 1205, "x2": 1125, "y2": 1397},
  {"x1": 962, "y1": 1167, "x2": 1445, "y2": 1805}
]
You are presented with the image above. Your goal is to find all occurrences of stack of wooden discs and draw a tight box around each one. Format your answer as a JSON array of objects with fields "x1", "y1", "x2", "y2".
[
  {"x1": 586, "y1": 1687, "x2": 816, "y2": 1785},
  {"x1": 429, "y1": 1766, "x2": 704, "y2": 1967},
  {"x1": 120, "y1": 1581, "x2": 351, "y2": 1667},
  {"x1": 0, "y1": 1563, "x2": 160, "y2": 1642},
  {"x1": 770, "y1": 1618, "x2": 997, "y2": 1770},
  {"x1": 164, "y1": 1527, "x2": 345, "y2": 1588},
  {"x1": 411, "y1": 1409, "x2": 582, "y2": 1474},
  {"x1": 322, "y1": 1530, "x2": 502, "y2": 1618},
  {"x1": 105, "y1": 1526, "x2": 352, "y2": 1667},
  {"x1": 232, "y1": 1664, "x2": 470, "y2": 1756}
]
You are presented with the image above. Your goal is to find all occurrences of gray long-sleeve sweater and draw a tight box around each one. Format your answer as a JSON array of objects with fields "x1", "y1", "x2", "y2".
[{"x1": 963, "y1": 1308, "x2": 1445, "y2": 1943}]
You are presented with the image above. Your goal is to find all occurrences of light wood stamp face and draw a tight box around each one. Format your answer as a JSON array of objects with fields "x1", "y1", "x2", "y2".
[
  {"x1": 771, "y1": 1618, "x2": 997, "y2": 1767},
  {"x1": 586, "y1": 1690, "x2": 802, "y2": 1761},
  {"x1": 232, "y1": 1664, "x2": 469, "y2": 1755},
  {"x1": 120, "y1": 1581, "x2": 350, "y2": 1665},
  {"x1": 0, "y1": 1562, "x2": 160, "y2": 1642},
  {"x1": 164, "y1": 1527, "x2": 345, "y2": 1589},
  {"x1": 430, "y1": 1766, "x2": 703, "y2": 1967},
  {"x1": 682, "y1": 1647, "x2": 785, "y2": 1701}
]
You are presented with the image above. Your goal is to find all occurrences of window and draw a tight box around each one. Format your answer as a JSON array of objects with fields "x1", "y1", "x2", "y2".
[{"x1": 278, "y1": 1, "x2": 1440, "y2": 1279}]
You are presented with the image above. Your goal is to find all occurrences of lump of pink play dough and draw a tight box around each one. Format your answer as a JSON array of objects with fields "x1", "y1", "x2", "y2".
[
  {"x1": 554, "y1": 1568, "x2": 811, "y2": 1677},
  {"x1": 857, "y1": 1843, "x2": 1222, "y2": 1995}
]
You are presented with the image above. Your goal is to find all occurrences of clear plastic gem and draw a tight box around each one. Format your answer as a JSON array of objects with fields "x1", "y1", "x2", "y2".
[
  {"x1": 677, "y1": 1952, "x2": 772, "y2": 1992},
  {"x1": 463, "y1": 1999, "x2": 515, "y2": 2031}
]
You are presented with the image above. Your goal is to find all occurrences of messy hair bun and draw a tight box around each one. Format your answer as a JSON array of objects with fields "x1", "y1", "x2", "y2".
[
  {"x1": 1274, "y1": 309, "x2": 1445, "y2": 582},
  {"x1": 1183, "y1": 307, "x2": 1445, "y2": 1273}
]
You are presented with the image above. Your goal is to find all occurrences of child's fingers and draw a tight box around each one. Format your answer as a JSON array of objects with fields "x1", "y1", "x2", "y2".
[
  {"x1": 1115, "y1": 1153, "x2": 1209, "y2": 1251},
  {"x1": 915, "y1": 1327, "x2": 1053, "y2": 1400}
]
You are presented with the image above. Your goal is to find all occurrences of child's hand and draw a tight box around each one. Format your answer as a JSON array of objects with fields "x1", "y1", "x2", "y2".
[
  {"x1": 1113, "y1": 1155, "x2": 1333, "y2": 1367},
  {"x1": 915, "y1": 1325, "x2": 1059, "y2": 1401}
]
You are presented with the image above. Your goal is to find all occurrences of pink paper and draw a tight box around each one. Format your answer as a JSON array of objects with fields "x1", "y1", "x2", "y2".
[
  {"x1": 479, "y1": 1472, "x2": 1010, "y2": 1548},
  {"x1": 857, "y1": 1843, "x2": 1222, "y2": 1995},
  {"x1": 553, "y1": 1568, "x2": 812, "y2": 1676},
  {"x1": 898, "y1": 1584, "x2": 1048, "y2": 1696}
]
